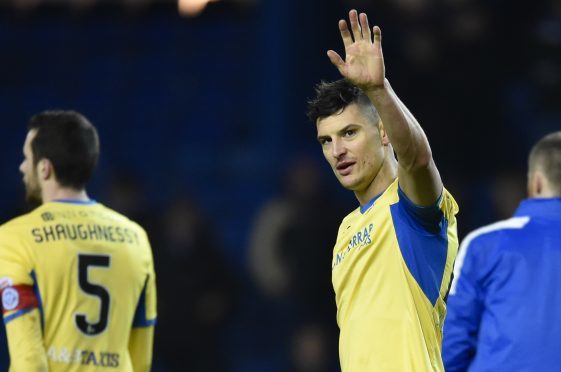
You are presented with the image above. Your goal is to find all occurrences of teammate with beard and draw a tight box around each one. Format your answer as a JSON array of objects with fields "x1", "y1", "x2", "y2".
[{"x1": 0, "y1": 111, "x2": 156, "y2": 371}]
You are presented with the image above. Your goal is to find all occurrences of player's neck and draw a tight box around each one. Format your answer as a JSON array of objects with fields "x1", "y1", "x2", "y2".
[
  {"x1": 41, "y1": 185, "x2": 90, "y2": 204},
  {"x1": 355, "y1": 149, "x2": 398, "y2": 206}
]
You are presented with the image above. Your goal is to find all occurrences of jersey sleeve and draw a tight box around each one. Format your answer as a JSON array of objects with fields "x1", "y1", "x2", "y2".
[
  {"x1": 397, "y1": 185, "x2": 458, "y2": 234},
  {"x1": 0, "y1": 228, "x2": 47, "y2": 370},
  {"x1": 4, "y1": 309, "x2": 48, "y2": 371},
  {"x1": 132, "y1": 273, "x2": 157, "y2": 327},
  {"x1": 391, "y1": 186, "x2": 459, "y2": 305},
  {"x1": 0, "y1": 229, "x2": 34, "y2": 287},
  {"x1": 128, "y1": 326, "x2": 154, "y2": 372},
  {"x1": 132, "y1": 234, "x2": 157, "y2": 328},
  {"x1": 0, "y1": 228, "x2": 38, "y2": 323}
]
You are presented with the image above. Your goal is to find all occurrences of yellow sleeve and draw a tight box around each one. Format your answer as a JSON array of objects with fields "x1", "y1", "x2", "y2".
[
  {"x1": 143, "y1": 265, "x2": 157, "y2": 325},
  {"x1": 5, "y1": 310, "x2": 47, "y2": 372},
  {"x1": 0, "y1": 225, "x2": 46, "y2": 371},
  {"x1": 128, "y1": 231, "x2": 156, "y2": 371},
  {"x1": 131, "y1": 270, "x2": 157, "y2": 327},
  {"x1": 128, "y1": 326, "x2": 154, "y2": 372},
  {"x1": 440, "y1": 188, "x2": 460, "y2": 221},
  {"x1": 0, "y1": 228, "x2": 33, "y2": 287},
  {"x1": 132, "y1": 233, "x2": 157, "y2": 327}
]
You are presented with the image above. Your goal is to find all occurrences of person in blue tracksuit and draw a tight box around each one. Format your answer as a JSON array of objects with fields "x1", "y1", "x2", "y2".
[{"x1": 443, "y1": 131, "x2": 561, "y2": 372}]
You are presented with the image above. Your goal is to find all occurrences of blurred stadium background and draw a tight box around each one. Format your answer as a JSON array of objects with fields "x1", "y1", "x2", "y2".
[{"x1": 0, "y1": 0, "x2": 559, "y2": 371}]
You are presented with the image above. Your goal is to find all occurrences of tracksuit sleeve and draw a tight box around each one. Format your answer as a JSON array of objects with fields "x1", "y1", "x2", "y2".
[{"x1": 442, "y1": 238, "x2": 484, "y2": 371}]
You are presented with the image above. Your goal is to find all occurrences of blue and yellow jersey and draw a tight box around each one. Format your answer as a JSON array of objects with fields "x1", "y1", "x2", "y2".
[
  {"x1": 0, "y1": 200, "x2": 157, "y2": 371},
  {"x1": 332, "y1": 179, "x2": 458, "y2": 371}
]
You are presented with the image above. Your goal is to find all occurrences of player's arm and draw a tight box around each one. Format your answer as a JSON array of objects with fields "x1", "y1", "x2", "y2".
[
  {"x1": 129, "y1": 246, "x2": 157, "y2": 372},
  {"x1": 3, "y1": 308, "x2": 48, "y2": 372},
  {"x1": 0, "y1": 236, "x2": 48, "y2": 372},
  {"x1": 1, "y1": 276, "x2": 47, "y2": 371},
  {"x1": 327, "y1": 9, "x2": 442, "y2": 206},
  {"x1": 128, "y1": 326, "x2": 154, "y2": 372}
]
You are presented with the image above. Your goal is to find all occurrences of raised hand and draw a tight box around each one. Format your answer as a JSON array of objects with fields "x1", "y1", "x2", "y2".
[{"x1": 327, "y1": 10, "x2": 385, "y2": 92}]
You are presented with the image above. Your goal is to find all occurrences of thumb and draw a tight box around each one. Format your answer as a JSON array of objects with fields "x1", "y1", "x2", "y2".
[{"x1": 327, "y1": 50, "x2": 345, "y2": 71}]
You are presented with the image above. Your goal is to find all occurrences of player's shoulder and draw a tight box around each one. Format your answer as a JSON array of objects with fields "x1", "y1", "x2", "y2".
[
  {"x1": 0, "y1": 205, "x2": 46, "y2": 235},
  {"x1": 461, "y1": 216, "x2": 531, "y2": 253},
  {"x1": 382, "y1": 178, "x2": 400, "y2": 204},
  {"x1": 451, "y1": 216, "x2": 531, "y2": 294}
]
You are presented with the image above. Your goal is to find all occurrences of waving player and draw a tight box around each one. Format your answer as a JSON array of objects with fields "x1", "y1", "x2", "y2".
[{"x1": 307, "y1": 10, "x2": 459, "y2": 371}]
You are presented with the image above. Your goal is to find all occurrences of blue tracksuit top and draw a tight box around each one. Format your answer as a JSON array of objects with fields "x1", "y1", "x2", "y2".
[{"x1": 443, "y1": 198, "x2": 561, "y2": 372}]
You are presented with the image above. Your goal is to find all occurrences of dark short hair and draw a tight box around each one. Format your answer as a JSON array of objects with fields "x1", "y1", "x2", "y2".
[
  {"x1": 529, "y1": 131, "x2": 561, "y2": 194},
  {"x1": 28, "y1": 110, "x2": 99, "y2": 190},
  {"x1": 306, "y1": 79, "x2": 380, "y2": 125}
]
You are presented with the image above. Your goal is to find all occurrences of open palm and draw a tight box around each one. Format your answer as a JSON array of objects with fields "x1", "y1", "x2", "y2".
[{"x1": 327, "y1": 10, "x2": 385, "y2": 91}]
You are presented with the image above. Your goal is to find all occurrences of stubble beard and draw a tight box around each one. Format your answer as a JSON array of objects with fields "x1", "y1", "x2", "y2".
[{"x1": 24, "y1": 173, "x2": 43, "y2": 205}]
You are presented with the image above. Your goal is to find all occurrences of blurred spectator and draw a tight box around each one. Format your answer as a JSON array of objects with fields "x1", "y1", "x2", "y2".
[
  {"x1": 154, "y1": 194, "x2": 238, "y2": 371},
  {"x1": 248, "y1": 157, "x2": 343, "y2": 370},
  {"x1": 102, "y1": 171, "x2": 158, "y2": 233},
  {"x1": 248, "y1": 157, "x2": 343, "y2": 320}
]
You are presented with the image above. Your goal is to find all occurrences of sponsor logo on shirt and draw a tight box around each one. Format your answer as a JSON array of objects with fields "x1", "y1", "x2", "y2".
[
  {"x1": 332, "y1": 224, "x2": 374, "y2": 269},
  {"x1": 46, "y1": 346, "x2": 120, "y2": 368},
  {"x1": 41, "y1": 212, "x2": 55, "y2": 221}
]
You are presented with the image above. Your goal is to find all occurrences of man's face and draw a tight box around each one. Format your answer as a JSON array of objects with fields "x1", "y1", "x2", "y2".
[
  {"x1": 19, "y1": 130, "x2": 42, "y2": 204},
  {"x1": 316, "y1": 103, "x2": 386, "y2": 193}
]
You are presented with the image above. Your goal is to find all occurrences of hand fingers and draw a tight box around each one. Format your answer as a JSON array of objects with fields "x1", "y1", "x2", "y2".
[
  {"x1": 373, "y1": 25, "x2": 382, "y2": 48},
  {"x1": 360, "y1": 12, "x2": 371, "y2": 42},
  {"x1": 349, "y1": 9, "x2": 362, "y2": 41},
  {"x1": 339, "y1": 19, "x2": 353, "y2": 48},
  {"x1": 327, "y1": 50, "x2": 345, "y2": 70}
]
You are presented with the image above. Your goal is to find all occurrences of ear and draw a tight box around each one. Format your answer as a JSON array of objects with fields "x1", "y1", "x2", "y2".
[
  {"x1": 378, "y1": 121, "x2": 390, "y2": 146},
  {"x1": 36, "y1": 159, "x2": 54, "y2": 181},
  {"x1": 529, "y1": 170, "x2": 548, "y2": 197}
]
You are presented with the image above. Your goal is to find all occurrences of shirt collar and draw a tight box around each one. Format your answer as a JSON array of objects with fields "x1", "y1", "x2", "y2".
[
  {"x1": 360, "y1": 192, "x2": 383, "y2": 214},
  {"x1": 52, "y1": 199, "x2": 97, "y2": 205},
  {"x1": 514, "y1": 198, "x2": 561, "y2": 218}
]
